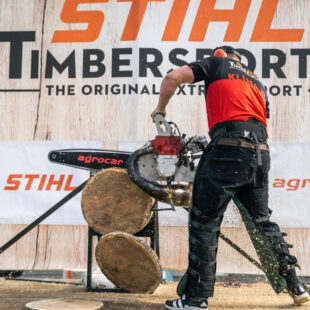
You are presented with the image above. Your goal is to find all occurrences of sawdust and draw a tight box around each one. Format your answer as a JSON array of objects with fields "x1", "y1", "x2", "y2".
[{"x1": 1, "y1": 278, "x2": 310, "y2": 310}]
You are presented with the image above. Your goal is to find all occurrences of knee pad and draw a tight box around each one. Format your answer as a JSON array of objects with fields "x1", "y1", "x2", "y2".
[
  {"x1": 255, "y1": 218, "x2": 298, "y2": 268},
  {"x1": 189, "y1": 207, "x2": 223, "y2": 256},
  {"x1": 187, "y1": 207, "x2": 222, "y2": 282}
]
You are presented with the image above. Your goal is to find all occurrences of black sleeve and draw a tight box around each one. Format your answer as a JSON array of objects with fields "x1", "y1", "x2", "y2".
[{"x1": 187, "y1": 57, "x2": 220, "y2": 83}]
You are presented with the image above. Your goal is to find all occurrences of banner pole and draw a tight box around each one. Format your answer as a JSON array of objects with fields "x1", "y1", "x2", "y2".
[
  {"x1": 0, "y1": 180, "x2": 87, "y2": 254},
  {"x1": 219, "y1": 232, "x2": 262, "y2": 270}
]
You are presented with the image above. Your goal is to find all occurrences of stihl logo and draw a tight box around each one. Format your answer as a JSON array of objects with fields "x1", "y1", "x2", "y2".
[
  {"x1": 4, "y1": 174, "x2": 77, "y2": 191},
  {"x1": 273, "y1": 178, "x2": 310, "y2": 191},
  {"x1": 51, "y1": 0, "x2": 304, "y2": 43},
  {"x1": 77, "y1": 155, "x2": 124, "y2": 165}
]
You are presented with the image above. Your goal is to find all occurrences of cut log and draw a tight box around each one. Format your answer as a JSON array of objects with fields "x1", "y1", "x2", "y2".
[
  {"x1": 96, "y1": 232, "x2": 162, "y2": 293},
  {"x1": 81, "y1": 168, "x2": 154, "y2": 235},
  {"x1": 25, "y1": 299, "x2": 103, "y2": 310}
]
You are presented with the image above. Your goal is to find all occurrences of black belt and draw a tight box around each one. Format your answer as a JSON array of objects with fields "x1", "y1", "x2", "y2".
[
  {"x1": 216, "y1": 138, "x2": 268, "y2": 151},
  {"x1": 211, "y1": 133, "x2": 266, "y2": 166}
]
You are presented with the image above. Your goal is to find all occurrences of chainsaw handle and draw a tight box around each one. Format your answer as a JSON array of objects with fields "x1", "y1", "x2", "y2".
[{"x1": 154, "y1": 114, "x2": 172, "y2": 137}]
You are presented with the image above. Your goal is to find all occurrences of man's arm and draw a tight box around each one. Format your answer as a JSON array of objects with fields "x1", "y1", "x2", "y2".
[{"x1": 151, "y1": 65, "x2": 195, "y2": 121}]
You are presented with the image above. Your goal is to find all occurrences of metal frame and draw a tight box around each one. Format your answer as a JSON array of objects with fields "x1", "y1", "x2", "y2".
[{"x1": 0, "y1": 181, "x2": 87, "y2": 254}]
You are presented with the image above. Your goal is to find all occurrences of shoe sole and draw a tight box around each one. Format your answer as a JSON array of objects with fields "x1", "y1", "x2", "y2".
[
  {"x1": 165, "y1": 305, "x2": 207, "y2": 310},
  {"x1": 294, "y1": 292, "x2": 310, "y2": 305}
]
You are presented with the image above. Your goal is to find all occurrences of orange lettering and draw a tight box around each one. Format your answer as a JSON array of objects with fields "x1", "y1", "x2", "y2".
[
  {"x1": 287, "y1": 179, "x2": 300, "y2": 191},
  {"x1": 251, "y1": 0, "x2": 304, "y2": 42},
  {"x1": 63, "y1": 175, "x2": 77, "y2": 191},
  {"x1": 189, "y1": 0, "x2": 250, "y2": 42},
  {"x1": 52, "y1": 0, "x2": 108, "y2": 43},
  {"x1": 38, "y1": 175, "x2": 47, "y2": 191},
  {"x1": 162, "y1": 0, "x2": 190, "y2": 41},
  {"x1": 302, "y1": 179, "x2": 310, "y2": 188},
  {"x1": 4, "y1": 174, "x2": 22, "y2": 190},
  {"x1": 46, "y1": 175, "x2": 65, "y2": 191},
  {"x1": 273, "y1": 178, "x2": 285, "y2": 188},
  {"x1": 119, "y1": 0, "x2": 165, "y2": 41},
  {"x1": 25, "y1": 174, "x2": 40, "y2": 191}
]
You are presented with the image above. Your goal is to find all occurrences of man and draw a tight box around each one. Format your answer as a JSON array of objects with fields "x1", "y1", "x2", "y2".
[{"x1": 151, "y1": 46, "x2": 309, "y2": 310}]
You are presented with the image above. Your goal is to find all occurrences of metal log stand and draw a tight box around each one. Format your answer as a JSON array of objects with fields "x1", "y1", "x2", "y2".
[
  {"x1": 0, "y1": 149, "x2": 161, "y2": 292},
  {"x1": 0, "y1": 181, "x2": 87, "y2": 254}
]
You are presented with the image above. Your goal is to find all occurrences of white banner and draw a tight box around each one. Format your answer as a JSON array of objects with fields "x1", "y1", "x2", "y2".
[
  {"x1": 1, "y1": 141, "x2": 309, "y2": 227},
  {"x1": 0, "y1": 141, "x2": 101, "y2": 225},
  {"x1": 269, "y1": 142, "x2": 310, "y2": 228}
]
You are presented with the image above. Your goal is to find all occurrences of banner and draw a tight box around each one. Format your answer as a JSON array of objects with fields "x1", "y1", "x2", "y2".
[
  {"x1": 0, "y1": 0, "x2": 309, "y2": 142},
  {"x1": 268, "y1": 142, "x2": 310, "y2": 228},
  {"x1": 0, "y1": 141, "x2": 101, "y2": 225},
  {"x1": 0, "y1": 140, "x2": 308, "y2": 227}
]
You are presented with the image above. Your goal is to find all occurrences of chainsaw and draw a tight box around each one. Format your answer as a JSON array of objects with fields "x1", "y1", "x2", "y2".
[{"x1": 127, "y1": 114, "x2": 207, "y2": 209}]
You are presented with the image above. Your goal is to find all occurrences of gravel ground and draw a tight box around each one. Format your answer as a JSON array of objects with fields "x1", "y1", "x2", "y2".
[{"x1": 1, "y1": 278, "x2": 310, "y2": 310}]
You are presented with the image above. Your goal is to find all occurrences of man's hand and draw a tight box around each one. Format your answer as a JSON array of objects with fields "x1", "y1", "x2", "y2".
[{"x1": 151, "y1": 107, "x2": 166, "y2": 122}]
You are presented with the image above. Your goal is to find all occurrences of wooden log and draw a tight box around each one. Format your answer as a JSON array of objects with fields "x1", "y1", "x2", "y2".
[
  {"x1": 81, "y1": 168, "x2": 154, "y2": 235},
  {"x1": 95, "y1": 232, "x2": 162, "y2": 293}
]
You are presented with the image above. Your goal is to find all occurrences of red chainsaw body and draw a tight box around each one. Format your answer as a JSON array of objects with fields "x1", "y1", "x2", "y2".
[{"x1": 152, "y1": 136, "x2": 183, "y2": 155}]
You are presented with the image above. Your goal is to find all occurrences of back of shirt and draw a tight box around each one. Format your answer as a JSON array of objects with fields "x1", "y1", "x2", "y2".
[{"x1": 188, "y1": 56, "x2": 269, "y2": 130}]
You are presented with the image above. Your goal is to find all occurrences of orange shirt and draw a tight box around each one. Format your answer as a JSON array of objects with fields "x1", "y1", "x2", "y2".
[{"x1": 188, "y1": 57, "x2": 269, "y2": 130}]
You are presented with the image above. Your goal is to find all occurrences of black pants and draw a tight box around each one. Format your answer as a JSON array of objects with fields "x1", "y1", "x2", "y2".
[{"x1": 186, "y1": 140, "x2": 297, "y2": 298}]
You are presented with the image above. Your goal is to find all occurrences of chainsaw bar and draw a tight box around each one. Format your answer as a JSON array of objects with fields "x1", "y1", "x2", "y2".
[{"x1": 48, "y1": 149, "x2": 130, "y2": 171}]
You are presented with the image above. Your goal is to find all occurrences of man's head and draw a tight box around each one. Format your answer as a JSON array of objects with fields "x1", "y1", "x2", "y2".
[{"x1": 211, "y1": 46, "x2": 242, "y2": 62}]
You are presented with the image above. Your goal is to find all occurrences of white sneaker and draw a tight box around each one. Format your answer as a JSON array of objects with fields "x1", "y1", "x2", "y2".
[
  {"x1": 165, "y1": 294, "x2": 208, "y2": 309},
  {"x1": 287, "y1": 283, "x2": 310, "y2": 305}
]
